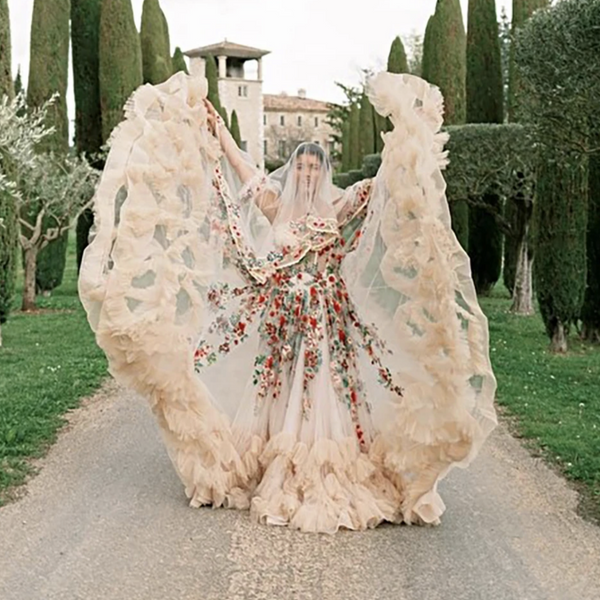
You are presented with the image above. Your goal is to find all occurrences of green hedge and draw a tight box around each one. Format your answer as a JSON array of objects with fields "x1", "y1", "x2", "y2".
[{"x1": 335, "y1": 124, "x2": 535, "y2": 207}]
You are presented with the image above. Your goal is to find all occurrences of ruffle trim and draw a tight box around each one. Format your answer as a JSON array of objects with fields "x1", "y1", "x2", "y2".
[{"x1": 183, "y1": 430, "x2": 447, "y2": 533}]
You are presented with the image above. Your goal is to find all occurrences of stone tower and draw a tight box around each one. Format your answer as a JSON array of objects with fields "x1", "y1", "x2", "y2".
[{"x1": 184, "y1": 40, "x2": 270, "y2": 168}]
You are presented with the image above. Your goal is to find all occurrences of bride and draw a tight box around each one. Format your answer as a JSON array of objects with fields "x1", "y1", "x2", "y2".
[{"x1": 78, "y1": 70, "x2": 497, "y2": 533}]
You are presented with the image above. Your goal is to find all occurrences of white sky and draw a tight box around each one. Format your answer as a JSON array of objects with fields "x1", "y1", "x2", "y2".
[{"x1": 8, "y1": 0, "x2": 512, "y2": 137}]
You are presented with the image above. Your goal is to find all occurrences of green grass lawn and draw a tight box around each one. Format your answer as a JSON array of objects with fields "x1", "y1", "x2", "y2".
[
  {"x1": 0, "y1": 237, "x2": 107, "y2": 502},
  {"x1": 0, "y1": 242, "x2": 599, "y2": 522},
  {"x1": 481, "y1": 289, "x2": 600, "y2": 523}
]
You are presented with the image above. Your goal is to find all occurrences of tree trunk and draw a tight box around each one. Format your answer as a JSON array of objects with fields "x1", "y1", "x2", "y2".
[
  {"x1": 22, "y1": 248, "x2": 38, "y2": 311},
  {"x1": 510, "y1": 230, "x2": 534, "y2": 315},
  {"x1": 550, "y1": 321, "x2": 568, "y2": 354},
  {"x1": 581, "y1": 323, "x2": 600, "y2": 344}
]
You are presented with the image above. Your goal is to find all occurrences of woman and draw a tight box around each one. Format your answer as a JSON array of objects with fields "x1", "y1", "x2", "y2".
[{"x1": 79, "y1": 71, "x2": 497, "y2": 533}]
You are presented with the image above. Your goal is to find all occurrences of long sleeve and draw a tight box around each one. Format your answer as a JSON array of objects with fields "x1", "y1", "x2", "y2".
[{"x1": 335, "y1": 179, "x2": 374, "y2": 251}]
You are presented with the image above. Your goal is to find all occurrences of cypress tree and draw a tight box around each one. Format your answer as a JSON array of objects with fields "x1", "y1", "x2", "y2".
[
  {"x1": 348, "y1": 101, "x2": 360, "y2": 170},
  {"x1": 230, "y1": 110, "x2": 242, "y2": 147},
  {"x1": 466, "y1": 0, "x2": 504, "y2": 294},
  {"x1": 160, "y1": 8, "x2": 171, "y2": 72},
  {"x1": 423, "y1": 1, "x2": 469, "y2": 250},
  {"x1": 504, "y1": 0, "x2": 550, "y2": 295},
  {"x1": 140, "y1": 0, "x2": 171, "y2": 85},
  {"x1": 387, "y1": 36, "x2": 409, "y2": 74},
  {"x1": 27, "y1": 0, "x2": 71, "y2": 294},
  {"x1": 205, "y1": 54, "x2": 229, "y2": 125},
  {"x1": 0, "y1": 0, "x2": 17, "y2": 336},
  {"x1": 27, "y1": 0, "x2": 70, "y2": 154},
  {"x1": 421, "y1": 15, "x2": 438, "y2": 83},
  {"x1": 72, "y1": 0, "x2": 103, "y2": 272},
  {"x1": 426, "y1": 0, "x2": 467, "y2": 125},
  {"x1": 381, "y1": 36, "x2": 409, "y2": 137},
  {"x1": 172, "y1": 47, "x2": 188, "y2": 75},
  {"x1": 0, "y1": 0, "x2": 12, "y2": 100},
  {"x1": 534, "y1": 151, "x2": 588, "y2": 353},
  {"x1": 14, "y1": 67, "x2": 23, "y2": 96},
  {"x1": 466, "y1": 0, "x2": 503, "y2": 125},
  {"x1": 341, "y1": 119, "x2": 351, "y2": 172},
  {"x1": 373, "y1": 108, "x2": 385, "y2": 153},
  {"x1": 581, "y1": 154, "x2": 600, "y2": 342},
  {"x1": 508, "y1": 0, "x2": 549, "y2": 122},
  {"x1": 99, "y1": 0, "x2": 143, "y2": 143},
  {"x1": 359, "y1": 92, "x2": 375, "y2": 163},
  {"x1": 72, "y1": 0, "x2": 102, "y2": 156}
]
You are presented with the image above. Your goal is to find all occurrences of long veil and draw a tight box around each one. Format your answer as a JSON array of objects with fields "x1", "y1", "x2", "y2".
[{"x1": 78, "y1": 70, "x2": 497, "y2": 525}]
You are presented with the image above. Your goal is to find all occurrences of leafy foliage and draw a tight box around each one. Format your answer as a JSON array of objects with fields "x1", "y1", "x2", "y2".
[
  {"x1": 140, "y1": 0, "x2": 172, "y2": 85},
  {"x1": 326, "y1": 82, "x2": 359, "y2": 168},
  {"x1": 514, "y1": 0, "x2": 597, "y2": 150},
  {"x1": 582, "y1": 154, "x2": 600, "y2": 341},
  {"x1": 0, "y1": 0, "x2": 16, "y2": 329},
  {"x1": 387, "y1": 36, "x2": 408, "y2": 74},
  {"x1": 205, "y1": 54, "x2": 228, "y2": 126},
  {"x1": 172, "y1": 47, "x2": 188, "y2": 75},
  {"x1": 358, "y1": 92, "x2": 375, "y2": 161},
  {"x1": 424, "y1": 0, "x2": 467, "y2": 125},
  {"x1": 508, "y1": 0, "x2": 550, "y2": 122},
  {"x1": 0, "y1": 0, "x2": 13, "y2": 101},
  {"x1": 348, "y1": 101, "x2": 360, "y2": 170},
  {"x1": 466, "y1": 0, "x2": 504, "y2": 294},
  {"x1": 99, "y1": 0, "x2": 143, "y2": 143},
  {"x1": 516, "y1": 0, "x2": 599, "y2": 349},
  {"x1": 26, "y1": 0, "x2": 70, "y2": 154},
  {"x1": 230, "y1": 110, "x2": 242, "y2": 147},
  {"x1": 71, "y1": 0, "x2": 103, "y2": 272},
  {"x1": 0, "y1": 94, "x2": 98, "y2": 310},
  {"x1": 533, "y1": 151, "x2": 588, "y2": 349}
]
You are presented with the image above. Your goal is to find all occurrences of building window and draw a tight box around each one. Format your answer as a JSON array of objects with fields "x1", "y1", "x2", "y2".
[
  {"x1": 238, "y1": 85, "x2": 248, "y2": 97},
  {"x1": 280, "y1": 115, "x2": 285, "y2": 126},
  {"x1": 314, "y1": 117, "x2": 319, "y2": 127},
  {"x1": 264, "y1": 140, "x2": 268, "y2": 154},
  {"x1": 263, "y1": 114, "x2": 267, "y2": 125},
  {"x1": 278, "y1": 140, "x2": 286, "y2": 158},
  {"x1": 314, "y1": 140, "x2": 320, "y2": 146},
  {"x1": 297, "y1": 115, "x2": 302, "y2": 126},
  {"x1": 328, "y1": 140, "x2": 335, "y2": 155},
  {"x1": 240, "y1": 140, "x2": 248, "y2": 152}
]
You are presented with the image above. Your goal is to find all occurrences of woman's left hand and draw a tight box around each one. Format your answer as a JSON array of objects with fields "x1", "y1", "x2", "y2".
[{"x1": 204, "y1": 99, "x2": 219, "y2": 137}]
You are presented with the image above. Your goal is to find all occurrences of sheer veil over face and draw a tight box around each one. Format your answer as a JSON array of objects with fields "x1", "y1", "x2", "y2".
[
  {"x1": 268, "y1": 142, "x2": 342, "y2": 231},
  {"x1": 227, "y1": 142, "x2": 345, "y2": 268}
]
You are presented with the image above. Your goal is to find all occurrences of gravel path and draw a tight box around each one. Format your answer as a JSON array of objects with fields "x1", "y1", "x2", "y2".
[{"x1": 1, "y1": 379, "x2": 599, "y2": 600}]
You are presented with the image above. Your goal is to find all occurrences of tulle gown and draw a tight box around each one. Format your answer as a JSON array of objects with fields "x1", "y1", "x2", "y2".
[{"x1": 78, "y1": 71, "x2": 498, "y2": 533}]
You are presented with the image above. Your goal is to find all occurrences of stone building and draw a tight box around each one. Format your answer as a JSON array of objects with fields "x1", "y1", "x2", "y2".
[
  {"x1": 183, "y1": 40, "x2": 337, "y2": 168},
  {"x1": 263, "y1": 91, "x2": 337, "y2": 166},
  {"x1": 184, "y1": 41, "x2": 269, "y2": 168}
]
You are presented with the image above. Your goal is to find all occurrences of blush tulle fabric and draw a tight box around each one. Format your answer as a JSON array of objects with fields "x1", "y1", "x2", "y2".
[{"x1": 78, "y1": 71, "x2": 497, "y2": 533}]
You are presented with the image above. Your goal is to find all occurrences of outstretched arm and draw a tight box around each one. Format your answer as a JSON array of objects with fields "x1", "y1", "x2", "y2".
[
  {"x1": 204, "y1": 99, "x2": 256, "y2": 185},
  {"x1": 205, "y1": 99, "x2": 280, "y2": 221}
]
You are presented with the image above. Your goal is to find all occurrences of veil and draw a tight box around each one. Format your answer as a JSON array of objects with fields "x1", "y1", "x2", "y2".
[
  {"x1": 214, "y1": 141, "x2": 345, "y2": 280},
  {"x1": 78, "y1": 70, "x2": 497, "y2": 526}
]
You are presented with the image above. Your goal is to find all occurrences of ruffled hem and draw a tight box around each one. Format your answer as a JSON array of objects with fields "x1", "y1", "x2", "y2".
[{"x1": 184, "y1": 430, "x2": 449, "y2": 533}]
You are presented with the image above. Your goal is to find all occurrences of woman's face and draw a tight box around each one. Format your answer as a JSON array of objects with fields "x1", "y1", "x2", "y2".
[{"x1": 294, "y1": 152, "x2": 323, "y2": 196}]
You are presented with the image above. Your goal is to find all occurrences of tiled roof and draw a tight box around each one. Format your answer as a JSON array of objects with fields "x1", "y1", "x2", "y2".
[
  {"x1": 263, "y1": 94, "x2": 335, "y2": 113},
  {"x1": 184, "y1": 40, "x2": 270, "y2": 60}
]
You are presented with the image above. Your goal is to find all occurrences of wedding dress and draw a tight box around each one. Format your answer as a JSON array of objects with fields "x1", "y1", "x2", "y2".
[{"x1": 78, "y1": 70, "x2": 497, "y2": 533}]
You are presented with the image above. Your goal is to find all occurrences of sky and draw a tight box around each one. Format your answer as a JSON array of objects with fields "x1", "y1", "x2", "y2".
[{"x1": 8, "y1": 0, "x2": 512, "y2": 136}]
